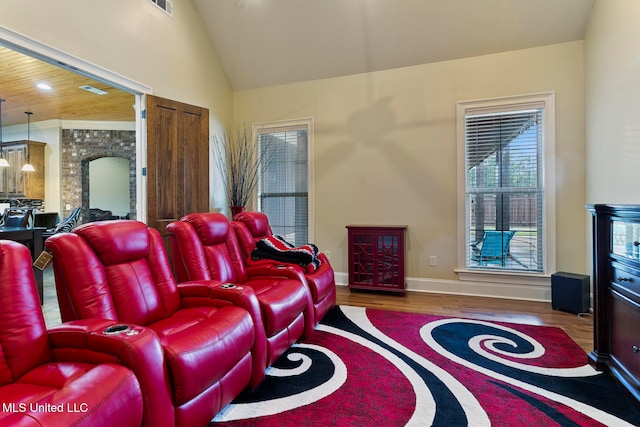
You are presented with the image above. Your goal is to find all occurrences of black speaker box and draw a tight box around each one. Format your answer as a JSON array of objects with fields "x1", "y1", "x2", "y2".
[{"x1": 551, "y1": 272, "x2": 590, "y2": 314}]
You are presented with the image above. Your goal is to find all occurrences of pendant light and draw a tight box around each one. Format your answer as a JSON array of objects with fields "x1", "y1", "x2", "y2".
[
  {"x1": 21, "y1": 111, "x2": 35, "y2": 172},
  {"x1": 0, "y1": 98, "x2": 9, "y2": 167}
]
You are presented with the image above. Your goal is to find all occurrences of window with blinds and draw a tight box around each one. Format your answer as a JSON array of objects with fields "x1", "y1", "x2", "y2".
[
  {"x1": 464, "y1": 105, "x2": 544, "y2": 272},
  {"x1": 257, "y1": 122, "x2": 310, "y2": 246}
]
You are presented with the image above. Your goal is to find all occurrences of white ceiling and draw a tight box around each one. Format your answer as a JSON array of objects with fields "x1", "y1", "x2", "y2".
[{"x1": 194, "y1": 0, "x2": 595, "y2": 91}]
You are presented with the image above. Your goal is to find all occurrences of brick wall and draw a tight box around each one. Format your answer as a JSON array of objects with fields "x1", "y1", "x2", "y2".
[{"x1": 61, "y1": 128, "x2": 136, "y2": 223}]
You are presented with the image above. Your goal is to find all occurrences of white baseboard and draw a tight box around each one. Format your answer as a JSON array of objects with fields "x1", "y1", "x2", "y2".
[
  {"x1": 334, "y1": 272, "x2": 348, "y2": 287},
  {"x1": 334, "y1": 272, "x2": 552, "y2": 302}
]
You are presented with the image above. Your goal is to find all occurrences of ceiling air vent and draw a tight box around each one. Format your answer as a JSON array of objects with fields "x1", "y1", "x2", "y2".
[{"x1": 149, "y1": 0, "x2": 173, "y2": 17}]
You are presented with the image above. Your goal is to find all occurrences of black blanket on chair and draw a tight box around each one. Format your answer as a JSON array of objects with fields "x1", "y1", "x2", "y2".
[{"x1": 251, "y1": 235, "x2": 320, "y2": 272}]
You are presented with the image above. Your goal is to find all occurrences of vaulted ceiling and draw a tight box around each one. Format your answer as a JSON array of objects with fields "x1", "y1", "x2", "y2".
[
  {"x1": 194, "y1": 0, "x2": 595, "y2": 90},
  {"x1": 0, "y1": 0, "x2": 594, "y2": 128}
]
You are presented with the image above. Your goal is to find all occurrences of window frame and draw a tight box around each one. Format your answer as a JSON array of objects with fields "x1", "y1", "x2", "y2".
[
  {"x1": 456, "y1": 93, "x2": 556, "y2": 282},
  {"x1": 252, "y1": 118, "x2": 314, "y2": 244}
]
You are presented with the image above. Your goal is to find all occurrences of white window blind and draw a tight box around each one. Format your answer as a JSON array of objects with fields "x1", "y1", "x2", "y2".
[
  {"x1": 258, "y1": 125, "x2": 309, "y2": 246},
  {"x1": 464, "y1": 106, "x2": 544, "y2": 272}
]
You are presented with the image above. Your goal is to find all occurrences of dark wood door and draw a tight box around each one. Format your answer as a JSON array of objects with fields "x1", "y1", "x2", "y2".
[{"x1": 146, "y1": 95, "x2": 209, "y2": 238}]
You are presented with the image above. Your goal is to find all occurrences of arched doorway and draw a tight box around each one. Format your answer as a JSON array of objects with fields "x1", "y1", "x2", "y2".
[{"x1": 79, "y1": 150, "x2": 136, "y2": 224}]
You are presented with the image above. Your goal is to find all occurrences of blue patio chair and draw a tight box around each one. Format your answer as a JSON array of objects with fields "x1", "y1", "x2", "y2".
[{"x1": 471, "y1": 230, "x2": 516, "y2": 266}]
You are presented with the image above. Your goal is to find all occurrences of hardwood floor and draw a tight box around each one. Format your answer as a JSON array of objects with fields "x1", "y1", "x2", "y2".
[{"x1": 335, "y1": 285, "x2": 594, "y2": 353}]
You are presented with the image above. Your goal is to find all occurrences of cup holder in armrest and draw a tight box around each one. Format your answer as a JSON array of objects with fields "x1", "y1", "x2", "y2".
[
  {"x1": 103, "y1": 324, "x2": 131, "y2": 335},
  {"x1": 220, "y1": 283, "x2": 237, "y2": 289}
]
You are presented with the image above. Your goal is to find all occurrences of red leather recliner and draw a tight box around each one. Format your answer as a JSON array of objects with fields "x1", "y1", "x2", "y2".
[
  {"x1": 0, "y1": 240, "x2": 143, "y2": 427},
  {"x1": 167, "y1": 212, "x2": 314, "y2": 371},
  {"x1": 45, "y1": 220, "x2": 256, "y2": 427},
  {"x1": 232, "y1": 211, "x2": 336, "y2": 326}
]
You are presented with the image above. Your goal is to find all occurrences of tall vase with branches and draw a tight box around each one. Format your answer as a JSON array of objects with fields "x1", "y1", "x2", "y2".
[{"x1": 214, "y1": 124, "x2": 269, "y2": 217}]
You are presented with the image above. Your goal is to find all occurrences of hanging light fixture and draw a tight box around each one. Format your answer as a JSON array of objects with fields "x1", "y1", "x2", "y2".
[
  {"x1": 21, "y1": 111, "x2": 35, "y2": 172},
  {"x1": 0, "y1": 99, "x2": 9, "y2": 167}
]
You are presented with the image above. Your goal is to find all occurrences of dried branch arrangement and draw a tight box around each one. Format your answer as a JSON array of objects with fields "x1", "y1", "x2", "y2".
[{"x1": 213, "y1": 124, "x2": 267, "y2": 209}]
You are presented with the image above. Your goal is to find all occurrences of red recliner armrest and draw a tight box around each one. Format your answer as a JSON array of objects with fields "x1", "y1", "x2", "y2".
[
  {"x1": 177, "y1": 280, "x2": 267, "y2": 388},
  {"x1": 246, "y1": 263, "x2": 315, "y2": 339},
  {"x1": 47, "y1": 319, "x2": 173, "y2": 427}
]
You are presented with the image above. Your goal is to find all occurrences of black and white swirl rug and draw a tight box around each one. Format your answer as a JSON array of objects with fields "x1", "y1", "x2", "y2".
[{"x1": 211, "y1": 305, "x2": 640, "y2": 426}]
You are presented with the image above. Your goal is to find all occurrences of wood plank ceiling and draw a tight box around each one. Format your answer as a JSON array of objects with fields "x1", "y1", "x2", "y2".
[{"x1": 0, "y1": 46, "x2": 135, "y2": 128}]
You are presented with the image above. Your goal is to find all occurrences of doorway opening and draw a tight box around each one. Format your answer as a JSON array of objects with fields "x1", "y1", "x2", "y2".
[
  {"x1": 83, "y1": 153, "x2": 136, "y2": 223},
  {"x1": 0, "y1": 26, "x2": 150, "y2": 223}
]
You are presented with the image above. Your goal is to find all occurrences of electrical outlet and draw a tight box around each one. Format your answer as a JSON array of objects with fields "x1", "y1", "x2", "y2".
[
  {"x1": 429, "y1": 256, "x2": 437, "y2": 266},
  {"x1": 325, "y1": 250, "x2": 331, "y2": 261}
]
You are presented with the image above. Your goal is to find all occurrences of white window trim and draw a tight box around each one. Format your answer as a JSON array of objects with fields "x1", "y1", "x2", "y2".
[
  {"x1": 455, "y1": 92, "x2": 556, "y2": 283},
  {"x1": 252, "y1": 118, "x2": 314, "y2": 241}
]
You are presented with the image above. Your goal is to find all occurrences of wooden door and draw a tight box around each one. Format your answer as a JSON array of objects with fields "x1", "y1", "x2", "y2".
[{"x1": 146, "y1": 95, "x2": 209, "y2": 238}]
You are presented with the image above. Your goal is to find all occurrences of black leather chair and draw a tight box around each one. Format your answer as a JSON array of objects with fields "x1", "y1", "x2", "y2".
[{"x1": 35, "y1": 211, "x2": 60, "y2": 229}]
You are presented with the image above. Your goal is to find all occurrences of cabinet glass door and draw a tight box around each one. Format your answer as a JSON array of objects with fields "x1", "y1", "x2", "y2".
[
  {"x1": 353, "y1": 233, "x2": 375, "y2": 285},
  {"x1": 377, "y1": 234, "x2": 399, "y2": 285},
  {"x1": 612, "y1": 220, "x2": 640, "y2": 260}
]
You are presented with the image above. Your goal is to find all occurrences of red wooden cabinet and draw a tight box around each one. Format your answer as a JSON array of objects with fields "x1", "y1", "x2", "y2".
[{"x1": 346, "y1": 225, "x2": 406, "y2": 294}]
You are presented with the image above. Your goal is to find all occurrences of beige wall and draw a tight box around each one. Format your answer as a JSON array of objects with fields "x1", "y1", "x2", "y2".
[
  {"x1": 234, "y1": 41, "x2": 587, "y2": 285},
  {"x1": 90, "y1": 157, "x2": 130, "y2": 218},
  {"x1": 585, "y1": 0, "x2": 640, "y2": 204}
]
